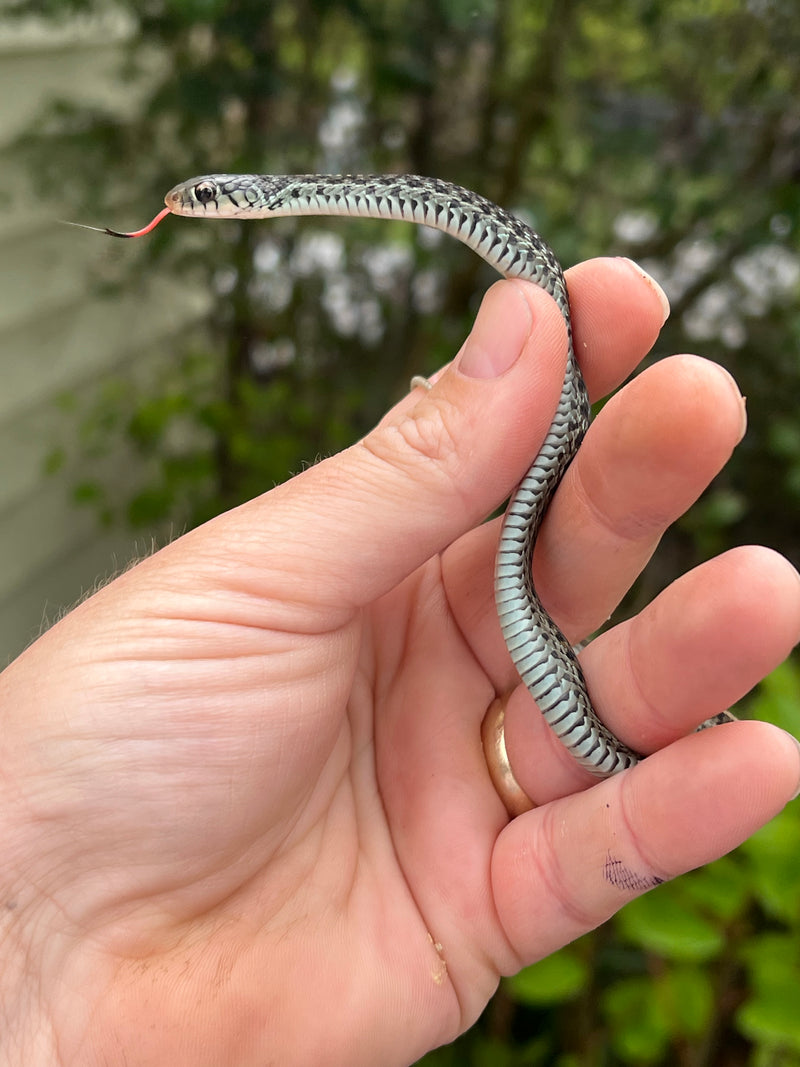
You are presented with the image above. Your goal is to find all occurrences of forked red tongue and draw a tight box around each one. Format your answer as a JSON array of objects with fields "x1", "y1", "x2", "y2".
[
  {"x1": 103, "y1": 206, "x2": 172, "y2": 238},
  {"x1": 61, "y1": 206, "x2": 172, "y2": 238}
]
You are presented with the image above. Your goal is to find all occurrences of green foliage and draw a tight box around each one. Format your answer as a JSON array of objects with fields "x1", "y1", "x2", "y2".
[
  {"x1": 738, "y1": 934, "x2": 800, "y2": 1059},
  {"x1": 614, "y1": 887, "x2": 727, "y2": 963},
  {"x1": 601, "y1": 966, "x2": 715, "y2": 1063},
  {"x1": 507, "y1": 948, "x2": 589, "y2": 1006}
]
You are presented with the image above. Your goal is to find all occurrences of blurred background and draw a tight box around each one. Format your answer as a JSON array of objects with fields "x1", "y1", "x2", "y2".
[{"x1": 1, "y1": 1, "x2": 799, "y2": 1063}]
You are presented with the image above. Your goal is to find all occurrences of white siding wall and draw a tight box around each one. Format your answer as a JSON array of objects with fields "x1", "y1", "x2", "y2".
[{"x1": 0, "y1": 14, "x2": 209, "y2": 663}]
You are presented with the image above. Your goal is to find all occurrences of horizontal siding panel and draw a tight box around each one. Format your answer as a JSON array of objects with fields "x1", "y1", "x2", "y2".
[
  {"x1": 0, "y1": 16, "x2": 214, "y2": 665},
  {"x1": 0, "y1": 271, "x2": 209, "y2": 429},
  {"x1": 0, "y1": 306, "x2": 211, "y2": 513},
  {"x1": 0, "y1": 460, "x2": 116, "y2": 604},
  {"x1": 0, "y1": 525, "x2": 154, "y2": 668},
  {"x1": 0, "y1": 15, "x2": 139, "y2": 146},
  {"x1": 0, "y1": 11, "x2": 133, "y2": 55}
]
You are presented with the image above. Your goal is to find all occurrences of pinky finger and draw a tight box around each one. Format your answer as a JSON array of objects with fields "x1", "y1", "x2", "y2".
[{"x1": 490, "y1": 720, "x2": 800, "y2": 969}]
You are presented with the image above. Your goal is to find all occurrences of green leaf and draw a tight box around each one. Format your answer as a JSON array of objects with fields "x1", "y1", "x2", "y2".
[
  {"x1": 739, "y1": 808, "x2": 800, "y2": 924},
  {"x1": 602, "y1": 966, "x2": 714, "y2": 1063},
  {"x1": 126, "y1": 485, "x2": 174, "y2": 526},
  {"x1": 679, "y1": 855, "x2": 749, "y2": 922},
  {"x1": 472, "y1": 1036, "x2": 515, "y2": 1067},
  {"x1": 751, "y1": 1049, "x2": 800, "y2": 1067},
  {"x1": 603, "y1": 976, "x2": 670, "y2": 1064},
  {"x1": 656, "y1": 966, "x2": 714, "y2": 1038},
  {"x1": 506, "y1": 949, "x2": 588, "y2": 1006},
  {"x1": 737, "y1": 987, "x2": 800, "y2": 1052},
  {"x1": 43, "y1": 447, "x2": 66, "y2": 476},
  {"x1": 745, "y1": 660, "x2": 800, "y2": 737},
  {"x1": 616, "y1": 887, "x2": 725, "y2": 961},
  {"x1": 72, "y1": 480, "x2": 105, "y2": 506},
  {"x1": 739, "y1": 933, "x2": 800, "y2": 994}
]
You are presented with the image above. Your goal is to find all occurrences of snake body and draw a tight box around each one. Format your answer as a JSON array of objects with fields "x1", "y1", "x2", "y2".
[{"x1": 162, "y1": 173, "x2": 648, "y2": 776}]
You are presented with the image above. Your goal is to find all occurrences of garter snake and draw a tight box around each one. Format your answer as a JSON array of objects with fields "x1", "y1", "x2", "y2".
[{"x1": 96, "y1": 173, "x2": 734, "y2": 776}]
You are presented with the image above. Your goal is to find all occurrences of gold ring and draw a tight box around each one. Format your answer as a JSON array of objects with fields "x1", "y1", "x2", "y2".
[{"x1": 481, "y1": 697, "x2": 535, "y2": 817}]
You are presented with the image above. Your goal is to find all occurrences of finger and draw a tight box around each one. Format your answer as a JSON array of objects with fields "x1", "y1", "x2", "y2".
[
  {"x1": 534, "y1": 352, "x2": 747, "y2": 641},
  {"x1": 489, "y1": 721, "x2": 800, "y2": 971},
  {"x1": 503, "y1": 546, "x2": 800, "y2": 799},
  {"x1": 174, "y1": 258, "x2": 668, "y2": 615},
  {"x1": 567, "y1": 256, "x2": 670, "y2": 399},
  {"x1": 441, "y1": 353, "x2": 746, "y2": 686},
  {"x1": 584, "y1": 546, "x2": 800, "y2": 750}
]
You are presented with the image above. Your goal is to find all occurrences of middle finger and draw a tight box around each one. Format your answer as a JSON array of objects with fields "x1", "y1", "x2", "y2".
[{"x1": 442, "y1": 353, "x2": 746, "y2": 690}]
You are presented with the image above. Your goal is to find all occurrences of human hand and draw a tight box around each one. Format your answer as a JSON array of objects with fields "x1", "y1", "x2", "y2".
[{"x1": 1, "y1": 260, "x2": 798, "y2": 1067}]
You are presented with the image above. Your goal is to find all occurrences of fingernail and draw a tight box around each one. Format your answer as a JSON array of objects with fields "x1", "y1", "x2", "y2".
[
  {"x1": 783, "y1": 730, "x2": 800, "y2": 800},
  {"x1": 619, "y1": 258, "x2": 671, "y2": 325},
  {"x1": 729, "y1": 379, "x2": 750, "y2": 441},
  {"x1": 458, "y1": 284, "x2": 532, "y2": 379},
  {"x1": 737, "y1": 395, "x2": 748, "y2": 443}
]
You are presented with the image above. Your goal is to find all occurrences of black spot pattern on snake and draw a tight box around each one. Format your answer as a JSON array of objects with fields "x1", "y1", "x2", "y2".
[{"x1": 603, "y1": 852, "x2": 664, "y2": 892}]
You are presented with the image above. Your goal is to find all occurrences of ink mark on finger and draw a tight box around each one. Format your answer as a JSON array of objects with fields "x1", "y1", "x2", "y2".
[{"x1": 604, "y1": 852, "x2": 664, "y2": 892}]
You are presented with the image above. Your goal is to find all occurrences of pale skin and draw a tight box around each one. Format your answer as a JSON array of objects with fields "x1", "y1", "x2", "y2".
[{"x1": 1, "y1": 258, "x2": 799, "y2": 1067}]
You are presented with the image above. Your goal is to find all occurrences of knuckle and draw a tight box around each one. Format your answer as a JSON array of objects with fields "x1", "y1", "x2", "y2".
[
  {"x1": 365, "y1": 395, "x2": 465, "y2": 483},
  {"x1": 531, "y1": 807, "x2": 607, "y2": 929},
  {"x1": 397, "y1": 397, "x2": 462, "y2": 465}
]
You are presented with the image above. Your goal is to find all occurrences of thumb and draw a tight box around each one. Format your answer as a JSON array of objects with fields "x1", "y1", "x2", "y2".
[{"x1": 218, "y1": 278, "x2": 569, "y2": 611}]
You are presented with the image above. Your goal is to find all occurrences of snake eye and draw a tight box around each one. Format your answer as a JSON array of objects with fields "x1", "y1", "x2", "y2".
[{"x1": 193, "y1": 181, "x2": 217, "y2": 205}]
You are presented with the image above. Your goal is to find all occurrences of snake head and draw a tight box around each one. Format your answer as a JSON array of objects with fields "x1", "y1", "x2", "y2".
[{"x1": 165, "y1": 175, "x2": 263, "y2": 218}]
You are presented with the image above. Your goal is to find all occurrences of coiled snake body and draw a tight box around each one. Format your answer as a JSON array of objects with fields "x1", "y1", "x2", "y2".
[{"x1": 104, "y1": 173, "x2": 732, "y2": 776}]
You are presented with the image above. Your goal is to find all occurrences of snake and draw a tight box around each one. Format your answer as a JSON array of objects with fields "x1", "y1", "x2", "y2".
[{"x1": 87, "y1": 173, "x2": 734, "y2": 776}]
